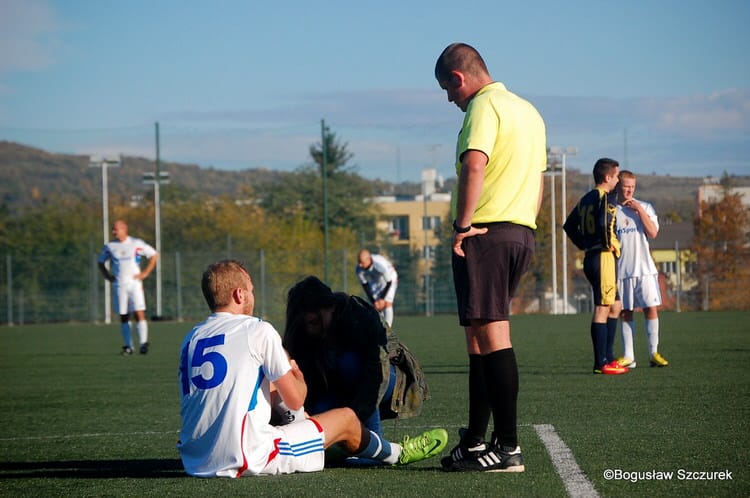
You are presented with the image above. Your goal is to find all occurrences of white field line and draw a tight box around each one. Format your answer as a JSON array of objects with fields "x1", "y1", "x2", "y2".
[
  {"x1": 534, "y1": 423, "x2": 600, "y2": 498},
  {"x1": 5, "y1": 421, "x2": 601, "y2": 498},
  {"x1": 0, "y1": 430, "x2": 177, "y2": 442}
]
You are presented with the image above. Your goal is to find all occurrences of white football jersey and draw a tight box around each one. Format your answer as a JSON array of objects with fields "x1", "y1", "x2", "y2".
[
  {"x1": 356, "y1": 254, "x2": 398, "y2": 300},
  {"x1": 615, "y1": 200, "x2": 659, "y2": 278},
  {"x1": 178, "y1": 312, "x2": 292, "y2": 477},
  {"x1": 97, "y1": 236, "x2": 157, "y2": 282}
]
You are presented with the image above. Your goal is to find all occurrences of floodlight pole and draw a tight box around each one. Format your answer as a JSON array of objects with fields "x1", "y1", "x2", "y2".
[
  {"x1": 143, "y1": 122, "x2": 169, "y2": 318},
  {"x1": 321, "y1": 119, "x2": 330, "y2": 282},
  {"x1": 550, "y1": 162, "x2": 557, "y2": 314},
  {"x1": 560, "y1": 148, "x2": 576, "y2": 313},
  {"x1": 89, "y1": 154, "x2": 121, "y2": 324},
  {"x1": 155, "y1": 123, "x2": 162, "y2": 318},
  {"x1": 549, "y1": 146, "x2": 577, "y2": 314}
]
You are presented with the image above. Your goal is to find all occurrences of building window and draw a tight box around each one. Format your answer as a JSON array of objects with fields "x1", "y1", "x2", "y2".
[
  {"x1": 660, "y1": 261, "x2": 676, "y2": 274},
  {"x1": 422, "y1": 216, "x2": 441, "y2": 230},
  {"x1": 685, "y1": 260, "x2": 697, "y2": 274},
  {"x1": 423, "y1": 245, "x2": 435, "y2": 260},
  {"x1": 389, "y1": 216, "x2": 409, "y2": 240}
]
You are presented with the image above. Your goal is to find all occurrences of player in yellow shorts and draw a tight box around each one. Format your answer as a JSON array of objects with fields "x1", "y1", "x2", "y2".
[{"x1": 564, "y1": 158, "x2": 628, "y2": 375}]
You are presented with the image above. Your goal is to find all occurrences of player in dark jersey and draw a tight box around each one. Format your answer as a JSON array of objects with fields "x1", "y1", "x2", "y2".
[{"x1": 563, "y1": 158, "x2": 628, "y2": 375}]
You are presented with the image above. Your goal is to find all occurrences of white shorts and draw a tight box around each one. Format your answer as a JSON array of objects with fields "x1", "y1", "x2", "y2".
[
  {"x1": 257, "y1": 418, "x2": 326, "y2": 475},
  {"x1": 113, "y1": 280, "x2": 146, "y2": 315},
  {"x1": 618, "y1": 275, "x2": 662, "y2": 311}
]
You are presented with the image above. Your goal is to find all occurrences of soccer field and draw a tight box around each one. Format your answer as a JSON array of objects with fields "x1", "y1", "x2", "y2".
[{"x1": 1, "y1": 311, "x2": 748, "y2": 497}]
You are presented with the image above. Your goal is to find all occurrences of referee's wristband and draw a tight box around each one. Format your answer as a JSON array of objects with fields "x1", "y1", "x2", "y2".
[{"x1": 453, "y1": 220, "x2": 471, "y2": 233}]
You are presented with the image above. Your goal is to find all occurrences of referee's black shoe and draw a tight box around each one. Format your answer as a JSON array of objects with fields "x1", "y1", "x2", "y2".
[
  {"x1": 444, "y1": 432, "x2": 525, "y2": 473},
  {"x1": 441, "y1": 428, "x2": 487, "y2": 470}
]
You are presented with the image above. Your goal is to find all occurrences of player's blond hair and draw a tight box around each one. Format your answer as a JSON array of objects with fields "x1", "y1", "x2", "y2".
[
  {"x1": 201, "y1": 259, "x2": 250, "y2": 311},
  {"x1": 619, "y1": 170, "x2": 636, "y2": 181}
]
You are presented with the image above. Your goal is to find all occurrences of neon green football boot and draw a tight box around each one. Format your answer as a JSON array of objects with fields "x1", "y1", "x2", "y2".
[{"x1": 398, "y1": 428, "x2": 449, "y2": 465}]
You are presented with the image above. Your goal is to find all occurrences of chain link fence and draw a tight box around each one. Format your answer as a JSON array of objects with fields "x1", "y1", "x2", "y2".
[
  {"x1": 1, "y1": 248, "x2": 723, "y2": 327},
  {"x1": 0, "y1": 249, "x2": 443, "y2": 325}
]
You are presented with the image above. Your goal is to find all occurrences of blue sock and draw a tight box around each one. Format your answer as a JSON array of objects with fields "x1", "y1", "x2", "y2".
[
  {"x1": 120, "y1": 322, "x2": 133, "y2": 348},
  {"x1": 606, "y1": 317, "x2": 618, "y2": 362},
  {"x1": 356, "y1": 430, "x2": 394, "y2": 462},
  {"x1": 591, "y1": 322, "x2": 608, "y2": 369}
]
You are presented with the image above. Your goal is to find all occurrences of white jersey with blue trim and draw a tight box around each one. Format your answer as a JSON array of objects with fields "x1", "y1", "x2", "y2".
[
  {"x1": 356, "y1": 254, "x2": 397, "y2": 300},
  {"x1": 615, "y1": 200, "x2": 659, "y2": 278},
  {"x1": 97, "y1": 235, "x2": 157, "y2": 283},
  {"x1": 178, "y1": 312, "x2": 291, "y2": 477}
]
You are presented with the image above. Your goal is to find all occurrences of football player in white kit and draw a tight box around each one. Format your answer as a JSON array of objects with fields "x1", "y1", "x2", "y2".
[
  {"x1": 97, "y1": 220, "x2": 159, "y2": 355},
  {"x1": 177, "y1": 260, "x2": 448, "y2": 478},
  {"x1": 356, "y1": 249, "x2": 398, "y2": 327},
  {"x1": 614, "y1": 171, "x2": 669, "y2": 368}
]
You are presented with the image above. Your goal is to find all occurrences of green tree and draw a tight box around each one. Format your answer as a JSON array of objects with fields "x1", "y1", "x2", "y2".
[
  {"x1": 719, "y1": 170, "x2": 737, "y2": 191},
  {"x1": 260, "y1": 128, "x2": 378, "y2": 238},
  {"x1": 431, "y1": 211, "x2": 456, "y2": 313},
  {"x1": 5, "y1": 197, "x2": 101, "y2": 321},
  {"x1": 693, "y1": 191, "x2": 750, "y2": 310}
]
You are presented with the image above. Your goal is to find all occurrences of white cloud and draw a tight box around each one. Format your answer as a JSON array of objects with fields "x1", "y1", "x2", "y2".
[
  {"x1": 0, "y1": 0, "x2": 62, "y2": 73},
  {"x1": 5, "y1": 85, "x2": 747, "y2": 181},
  {"x1": 654, "y1": 89, "x2": 750, "y2": 138},
  {"x1": 146, "y1": 87, "x2": 750, "y2": 179}
]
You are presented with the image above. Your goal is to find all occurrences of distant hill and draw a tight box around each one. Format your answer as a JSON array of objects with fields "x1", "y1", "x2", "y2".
[
  {"x1": 560, "y1": 168, "x2": 714, "y2": 223},
  {"x1": 0, "y1": 140, "x2": 293, "y2": 214},
  {"x1": 1, "y1": 141, "x2": 747, "y2": 222}
]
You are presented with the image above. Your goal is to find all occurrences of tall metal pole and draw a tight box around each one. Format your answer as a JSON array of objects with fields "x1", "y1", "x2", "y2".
[
  {"x1": 102, "y1": 161, "x2": 111, "y2": 323},
  {"x1": 561, "y1": 152, "x2": 568, "y2": 314},
  {"x1": 550, "y1": 171, "x2": 557, "y2": 314},
  {"x1": 559, "y1": 147, "x2": 577, "y2": 313},
  {"x1": 154, "y1": 122, "x2": 163, "y2": 318},
  {"x1": 143, "y1": 126, "x2": 169, "y2": 318},
  {"x1": 321, "y1": 119, "x2": 330, "y2": 282},
  {"x1": 90, "y1": 155, "x2": 120, "y2": 324}
]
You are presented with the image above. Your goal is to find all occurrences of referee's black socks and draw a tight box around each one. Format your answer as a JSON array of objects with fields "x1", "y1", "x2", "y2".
[{"x1": 482, "y1": 348, "x2": 519, "y2": 449}]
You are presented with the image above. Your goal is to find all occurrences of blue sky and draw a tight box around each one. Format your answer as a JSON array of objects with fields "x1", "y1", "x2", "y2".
[{"x1": 1, "y1": 0, "x2": 748, "y2": 183}]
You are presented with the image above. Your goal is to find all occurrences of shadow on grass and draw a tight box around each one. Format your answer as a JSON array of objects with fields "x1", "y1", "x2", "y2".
[
  {"x1": 1, "y1": 459, "x2": 445, "y2": 478},
  {"x1": 0, "y1": 459, "x2": 185, "y2": 478}
]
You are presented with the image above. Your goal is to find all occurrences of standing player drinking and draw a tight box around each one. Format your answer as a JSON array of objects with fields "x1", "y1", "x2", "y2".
[{"x1": 615, "y1": 170, "x2": 669, "y2": 368}]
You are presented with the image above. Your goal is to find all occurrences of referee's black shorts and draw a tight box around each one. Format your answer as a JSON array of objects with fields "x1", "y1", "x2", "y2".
[{"x1": 452, "y1": 222, "x2": 535, "y2": 326}]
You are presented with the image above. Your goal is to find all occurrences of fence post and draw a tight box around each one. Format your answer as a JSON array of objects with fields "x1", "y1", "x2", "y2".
[
  {"x1": 703, "y1": 275, "x2": 710, "y2": 311},
  {"x1": 675, "y1": 241, "x2": 681, "y2": 313},
  {"x1": 342, "y1": 248, "x2": 348, "y2": 294},
  {"x1": 260, "y1": 249, "x2": 266, "y2": 319},
  {"x1": 6, "y1": 254, "x2": 12, "y2": 326},
  {"x1": 176, "y1": 251, "x2": 183, "y2": 322}
]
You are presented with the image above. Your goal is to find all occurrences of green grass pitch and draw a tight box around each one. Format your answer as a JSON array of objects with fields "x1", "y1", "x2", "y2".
[{"x1": 1, "y1": 311, "x2": 748, "y2": 497}]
